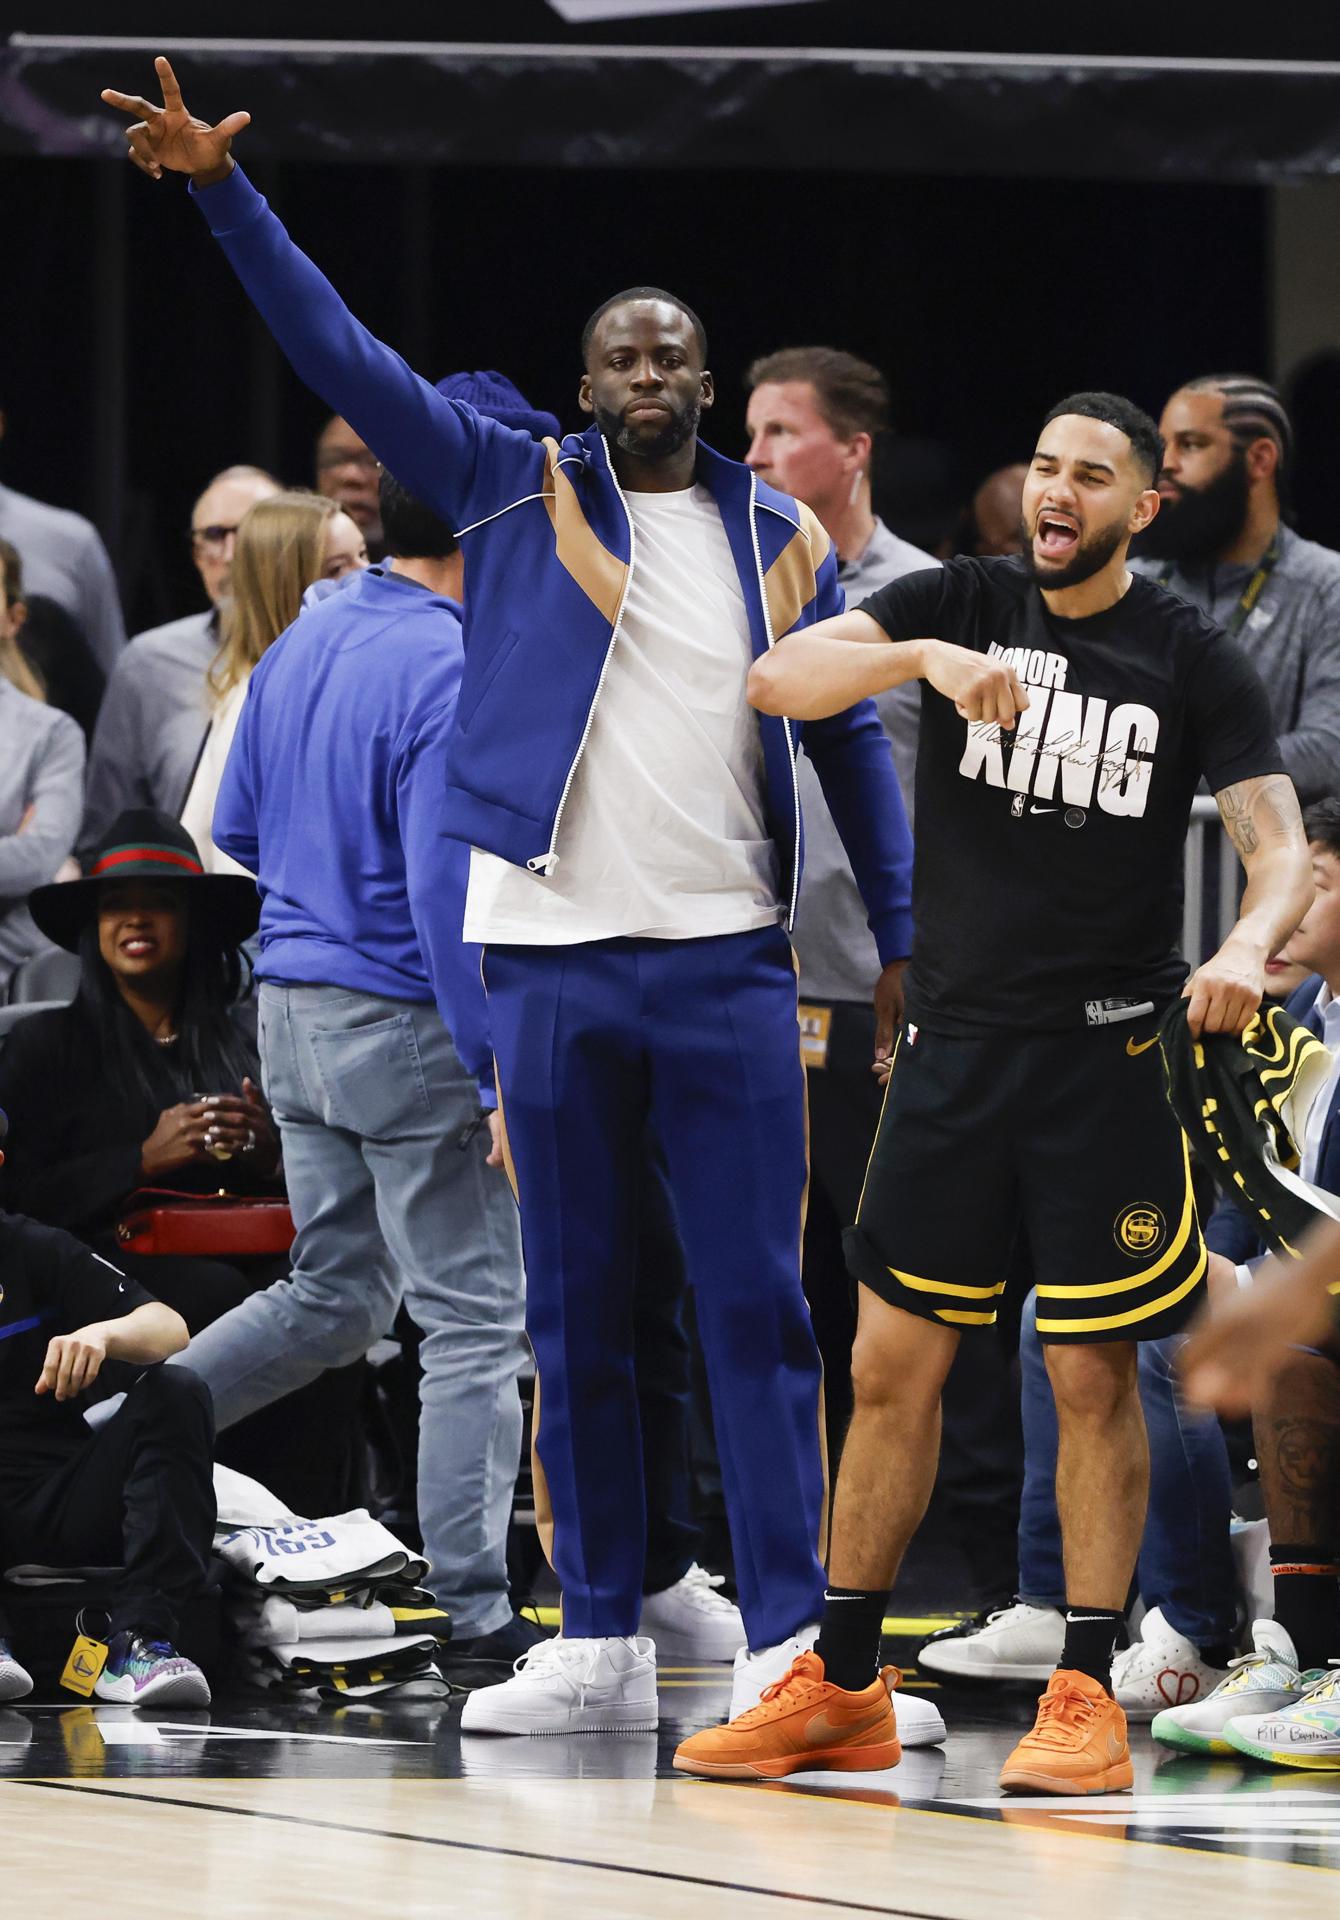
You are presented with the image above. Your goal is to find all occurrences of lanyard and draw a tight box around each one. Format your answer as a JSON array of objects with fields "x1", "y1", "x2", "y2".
[{"x1": 1161, "y1": 531, "x2": 1280, "y2": 641}]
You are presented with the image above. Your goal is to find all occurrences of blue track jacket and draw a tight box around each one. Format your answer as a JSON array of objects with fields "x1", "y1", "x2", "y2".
[
  {"x1": 193, "y1": 166, "x2": 913, "y2": 963},
  {"x1": 213, "y1": 566, "x2": 495, "y2": 1104}
]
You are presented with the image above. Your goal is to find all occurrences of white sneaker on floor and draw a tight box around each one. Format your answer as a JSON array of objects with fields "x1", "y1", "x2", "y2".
[
  {"x1": 459, "y1": 1635, "x2": 659, "y2": 1735},
  {"x1": 0, "y1": 1639, "x2": 32, "y2": 1703},
  {"x1": 917, "y1": 1603, "x2": 1064, "y2": 1682},
  {"x1": 1112, "y1": 1606, "x2": 1229, "y2": 1720},
  {"x1": 730, "y1": 1625, "x2": 819, "y2": 1718},
  {"x1": 639, "y1": 1565, "x2": 745, "y2": 1663},
  {"x1": 1150, "y1": 1619, "x2": 1318, "y2": 1757}
]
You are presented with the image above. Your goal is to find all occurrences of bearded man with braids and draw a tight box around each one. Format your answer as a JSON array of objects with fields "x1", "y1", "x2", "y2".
[{"x1": 1134, "y1": 373, "x2": 1340, "y2": 803}]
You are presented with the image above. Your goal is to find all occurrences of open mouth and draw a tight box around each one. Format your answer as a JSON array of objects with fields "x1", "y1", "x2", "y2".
[
  {"x1": 120, "y1": 937, "x2": 158, "y2": 959},
  {"x1": 1036, "y1": 513, "x2": 1080, "y2": 557}
]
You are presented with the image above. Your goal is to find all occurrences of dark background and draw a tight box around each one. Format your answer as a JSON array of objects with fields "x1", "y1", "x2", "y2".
[{"x1": 4, "y1": 2, "x2": 1322, "y2": 632}]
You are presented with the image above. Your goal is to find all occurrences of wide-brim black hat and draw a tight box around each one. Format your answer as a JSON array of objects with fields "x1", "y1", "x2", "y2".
[{"x1": 29, "y1": 809, "x2": 260, "y2": 954}]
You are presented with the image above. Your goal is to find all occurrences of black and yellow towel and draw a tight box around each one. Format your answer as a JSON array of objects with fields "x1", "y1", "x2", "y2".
[{"x1": 1159, "y1": 998, "x2": 1339, "y2": 1257}]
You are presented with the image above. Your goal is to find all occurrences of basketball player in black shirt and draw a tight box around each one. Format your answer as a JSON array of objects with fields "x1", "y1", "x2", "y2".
[{"x1": 673, "y1": 392, "x2": 1313, "y2": 1792}]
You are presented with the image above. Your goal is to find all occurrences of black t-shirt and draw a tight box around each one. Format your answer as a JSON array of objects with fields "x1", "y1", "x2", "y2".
[
  {"x1": 0, "y1": 1212, "x2": 154, "y2": 1498},
  {"x1": 859, "y1": 558, "x2": 1283, "y2": 1034}
]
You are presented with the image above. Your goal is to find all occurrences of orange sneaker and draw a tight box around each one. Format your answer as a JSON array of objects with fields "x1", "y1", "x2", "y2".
[
  {"x1": 998, "y1": 1668, "x2": 1134, "y2": 1795},
  {"x1": 672, "y1": 1651, "x2": 902, "y2": 1781}
]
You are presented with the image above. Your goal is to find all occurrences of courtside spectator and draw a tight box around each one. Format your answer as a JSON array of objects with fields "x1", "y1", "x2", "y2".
[
  {"x1": 962, "y1": 464, "x2": 1028, "y2": 558},
  {"x1": 316, "y1": 414, "x2": 384, "y2": 557},
  {"x1": 1155, "y1": 795, "x2": 1340, "y2": 1762},
  {"x1": 183, "y1": 466, "x2": 531, "y2": 1673},
  {"x1": 0, "y1": 810, "x2": 363, "y2": 1516},
  {"x1": 180, "y1": 489, "x2": 365, "y2": 872},
  {"x1": 0, "y1": 539, "x2": 105, "y2": 739},
  {"x1": 0, "y1": 576, "x2": 85, "y2": 993},
  {"x1": 0, "y1": 412, "x2": 127, "y2": 672},
  {"x1": 83, "y1": 465, "x2": 279, "y2": 845},
  {"x1": 1136, "y1": 374, "x2": 1340, "y2": 802},
  {"x1": 0, "y1": 1102, "x2": 212, "y2": 1709}
]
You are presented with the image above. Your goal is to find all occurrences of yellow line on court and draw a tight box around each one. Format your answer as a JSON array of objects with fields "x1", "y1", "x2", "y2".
[{"x1": 530, "y1": 1606, "x2": 962, "y2": 1635}]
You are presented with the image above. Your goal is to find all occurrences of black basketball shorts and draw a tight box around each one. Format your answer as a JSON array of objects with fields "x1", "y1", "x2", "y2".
[{"x1": 843, "y1": 1014, "x2": 1207, "y2": 1345}]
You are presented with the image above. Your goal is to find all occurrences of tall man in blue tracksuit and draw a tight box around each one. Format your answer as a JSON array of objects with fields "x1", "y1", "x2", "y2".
[{"x1": 103, "y1": 60, "x2": 915, "y2": 1736}]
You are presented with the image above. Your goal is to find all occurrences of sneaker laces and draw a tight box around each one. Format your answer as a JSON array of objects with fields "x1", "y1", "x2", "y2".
[
  {"x1": 1213, "y1": 1645, "x2": 1299, "y2": 1697},
  {"x1": 675, "y1": 1565, "x2": 738, "y2": 1618},
  {"x1": 1296, "y1": 1660, "x2": 1340, "y2": 1703},
  {"x1": 1029, "y1": 1677, "x2": 1103, "y2": 1749},
  {"x1": 509, "y1": 1637, "x2": 604, "y2": 1691}
]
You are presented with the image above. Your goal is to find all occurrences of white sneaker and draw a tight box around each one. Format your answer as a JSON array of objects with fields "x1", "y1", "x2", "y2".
[
  {"x1": 917, "y1": 1603, "x2": 1064, "y2": 1682},
  {"x1": 730, "y1": 1626, "x2": 819, "y2": 1718},
  {"x1": 1112, "y1": 1606, "x2": 1230, "y2": 1720},
  {"x1": 1227, "y1": 1663, "x2": 1340, "y2": 1767},
  {"x1": 459, "y1": 1635, "x2": 658, "y2": 1735},
  {"x1": 0, "y1": 1640, "x2": 32, "y2": 1704},
  {"x1": 639, "y1": 1565, "x2": 745, "y2": 1663},
  {"x1": 1151, "y1": 1619, "x2": 1319, "y2": 1757}
]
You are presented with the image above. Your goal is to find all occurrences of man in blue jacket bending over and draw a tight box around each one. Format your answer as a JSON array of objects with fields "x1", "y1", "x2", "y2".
[{"x1": 103, "y1": 59, "x2": 915, "y2": 1736}]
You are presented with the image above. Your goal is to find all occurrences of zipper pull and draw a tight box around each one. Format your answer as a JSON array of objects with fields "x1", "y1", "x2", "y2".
[
  {"x1": 457, "y1": 1112, "x2": 488, "y2": 1152},
  {"x1": 527, "y1": 853, "x2": 561, "y2": 875}
]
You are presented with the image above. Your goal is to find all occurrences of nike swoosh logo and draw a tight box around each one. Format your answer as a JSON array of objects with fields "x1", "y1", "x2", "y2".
[
  {"x1": 1030, "y1": 805, "x2": 1058, "y2": 814},
  {"x1": 1125, "y1": 1035, "x2": 1159, "y2": 1056},
  {"x1": 1107, "y1": 1732, "x2": 1127, "y2": 1763},
  {"x1": 805, "y1": 1705, "x2": 888, "y2": 1748}
]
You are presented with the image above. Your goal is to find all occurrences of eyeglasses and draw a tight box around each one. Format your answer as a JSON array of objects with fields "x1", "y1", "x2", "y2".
[
  {"x1": 316, "y1": 447, "x2": 380, "y2": 474},
  {"x1": 189, "y1": 524, "x2": 239, "y2": 552}
]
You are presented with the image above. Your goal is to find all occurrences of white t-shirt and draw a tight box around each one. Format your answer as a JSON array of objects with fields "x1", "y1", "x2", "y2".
[{"x1": 463, "y1": 483, "x2": 782, "y2": 945}]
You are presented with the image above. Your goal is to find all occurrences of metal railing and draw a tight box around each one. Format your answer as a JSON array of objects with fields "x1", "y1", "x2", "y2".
[{"x1": 1185, "y1": 794, "x2": 1241, "y2": 965}]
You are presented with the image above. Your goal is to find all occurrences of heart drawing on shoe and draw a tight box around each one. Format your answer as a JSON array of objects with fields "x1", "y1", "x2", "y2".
[{"x1": 1156, "y1": 1666, "x2": 1201, "y2": 1707}]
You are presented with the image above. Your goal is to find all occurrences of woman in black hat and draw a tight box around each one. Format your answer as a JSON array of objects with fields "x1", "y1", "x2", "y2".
[{"x1": 0, "y1": 809, "x2": 364, "y2": 1514}]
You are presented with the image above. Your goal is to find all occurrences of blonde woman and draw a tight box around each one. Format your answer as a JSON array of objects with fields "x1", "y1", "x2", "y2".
[{"x1": 181, "y1": 490, "x2": 366, "y2": 875}]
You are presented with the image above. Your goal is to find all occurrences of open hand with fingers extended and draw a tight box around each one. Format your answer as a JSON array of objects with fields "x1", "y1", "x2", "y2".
[{"x1": 101, "y1": 54, "x2": 250, "y2": 186}]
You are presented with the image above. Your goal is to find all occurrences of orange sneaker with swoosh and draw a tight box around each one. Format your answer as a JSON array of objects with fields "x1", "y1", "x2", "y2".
[
  {"x1": 999, "y1": 1668, "x2": 1134, "y2": 1794},
  {"x1": 672, "y1": 1650, "x2": 902, "y2": 1780}
]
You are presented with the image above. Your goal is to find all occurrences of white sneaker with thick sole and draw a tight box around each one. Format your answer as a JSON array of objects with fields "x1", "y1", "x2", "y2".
[
  {"x1": 1150, "y1": 1619, "x2": 1319, "y2": 1757},
  {"x1": 730, "y1": 1627, "x2": 947, "y2": 1748},
  {"x1": 917, "y1": 1603, "x2": 1064, "y2": 1682},
  {"x1": 459, "y1": 1635, "x2": 659, "y2": 1735},
  {"x1": 0, "y1": 1640, "x2": 33, "y2": 1703},
  {"x1": 1112, "y1": 1606, "x2": 1230, "y2": 1720},
  {"x1": 639, "y1": 1565, "x2": 745, "y2": 1662}
]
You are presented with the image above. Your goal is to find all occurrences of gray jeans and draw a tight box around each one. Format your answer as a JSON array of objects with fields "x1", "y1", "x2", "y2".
[{"x1": 175, "y1": 982, "x2": 527, "y2": 1638}]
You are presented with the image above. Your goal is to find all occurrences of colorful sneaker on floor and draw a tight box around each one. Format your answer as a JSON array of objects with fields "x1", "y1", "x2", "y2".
[
  {"x1": 918, "y1": 1603, "x2": 1065, "y2": 1683},
  {"x1": 1150, "y1": 1619, "x2": 1317, "y2": 1758},
  {"x1": 458, "y1": 1634, "x2": 658, "y2": 1734},
  {"x1": 0, "y1": 1639, "x2": 33, "y2": 1703},
  {"x1": 673, "y1": 1650, "x2": 902, "y2": 1780},
  {"x1": 92, "y1": 1632, "x2": 211, "y2": 1708},
  {"x1": 639, "y1": 1564, "x2": 745, "y2": 1663},
  {"x1": 1112, "y1": 1606, "x2": 1230, "y2": 1720},
  {"x1": 1225, "y1": 1664, "x2": 1340, "y2": 1769},
  {"x1": 998, "y1": 1669, "x2": 1133, "y2": 1795}
]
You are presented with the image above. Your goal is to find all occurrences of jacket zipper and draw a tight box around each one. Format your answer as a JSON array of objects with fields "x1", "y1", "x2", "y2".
[
  {"x1": 748, "y1": 472, "x2": 802, "y2": 931},
  {"x1": 530, "y1": 436, "x2": 636, "y2": 874}
]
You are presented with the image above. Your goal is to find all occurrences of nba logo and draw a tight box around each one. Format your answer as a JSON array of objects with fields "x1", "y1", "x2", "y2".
[{"x1": 1010, "y1": 794, "x2": 1025, "y2": 819}]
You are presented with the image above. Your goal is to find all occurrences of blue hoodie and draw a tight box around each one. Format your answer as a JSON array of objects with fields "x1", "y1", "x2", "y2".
[
  {"x1": 213, "y1": 565, "x2": 495, "y2": 1103},
  {"x1": 193, "y1": 167, "x2": 913, "y2": 965}
]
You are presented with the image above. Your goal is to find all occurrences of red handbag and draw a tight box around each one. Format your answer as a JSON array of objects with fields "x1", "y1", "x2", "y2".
[{"x1": 115, "y1": 1188, "x2": 295, "y2": 1258}]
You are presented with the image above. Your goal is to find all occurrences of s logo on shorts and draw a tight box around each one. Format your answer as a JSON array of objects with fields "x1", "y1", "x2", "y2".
[{"x1": 1114, "y1": 1202, "x2": 1166, "y2": 1258}]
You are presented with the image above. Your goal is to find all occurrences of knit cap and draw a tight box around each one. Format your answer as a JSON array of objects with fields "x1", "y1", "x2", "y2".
[{"x1": 434, "y1": 371, "x2": 561, "y2": 441}]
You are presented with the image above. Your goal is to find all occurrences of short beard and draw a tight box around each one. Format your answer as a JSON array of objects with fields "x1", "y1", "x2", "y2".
[
  {"x1": 594, "y1": 397, "x2": 700, "y2": 465},
  {"x1": 1017, "y1": 515, "x2": 1128, "y2": 593},
  {"x1": 1133, "y1": 452, "x2": 1251, "y2": 564}
]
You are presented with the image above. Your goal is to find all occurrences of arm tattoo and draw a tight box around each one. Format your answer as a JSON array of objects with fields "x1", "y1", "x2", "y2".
[{"x1": 1217, "y1": 774, "x2": 1304, "y2": 862}]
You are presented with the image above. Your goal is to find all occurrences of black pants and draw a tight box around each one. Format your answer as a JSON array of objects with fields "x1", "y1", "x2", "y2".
[
  {"x1": 0, "y1": 1366, "x2": 216, "y2": 1641},
  {"x1": 806, "y1": 1000, "x2": 1024, "y2": 1606}
]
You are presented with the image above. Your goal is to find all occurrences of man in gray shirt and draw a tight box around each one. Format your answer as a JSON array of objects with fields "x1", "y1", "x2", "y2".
[
  {"x1": 0, "y1": 465, "x2": 125, "y2": 675},
  {"x1": 83, "y1": 464, "x2": 278, "y2": 844},
  {"x1": 1134, "y1": 373, "x2": 1340, "y2": 804}
]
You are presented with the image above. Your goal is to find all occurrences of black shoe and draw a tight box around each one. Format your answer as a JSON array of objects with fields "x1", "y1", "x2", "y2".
[
  {"x1": 438, "y1": 1612, "x2": 550, "y2": 1690},
  {"x1": 919, "y1": 1601, "x2": 1015, "y2": 1656}
]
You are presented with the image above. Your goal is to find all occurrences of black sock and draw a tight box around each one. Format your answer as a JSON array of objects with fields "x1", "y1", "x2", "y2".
[
  {"x1": 815, "y1": 1587, "x2": 888, "y2": 1691},
  {"x1": 1198, "y1": 1642, "x2": 1234, "y2": 1672},
  {"x1": 1269, "y1": 1543, "x2": 1340, "y2": 1671},
  {"x1": 1059, "y1": 1607, "x2": 1124, "y2": 1692}
]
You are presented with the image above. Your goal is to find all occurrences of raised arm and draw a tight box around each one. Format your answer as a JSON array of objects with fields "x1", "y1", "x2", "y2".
[
  {"x1": 1183, "y1": 773, "x2": 1313, "y2": 1037},
  {"x1": 101, "y1": 59, "x2": 535, "y2": 530},
  {"x1": 747, "y1": 609, "x2": 1028, "y2": 727}
]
